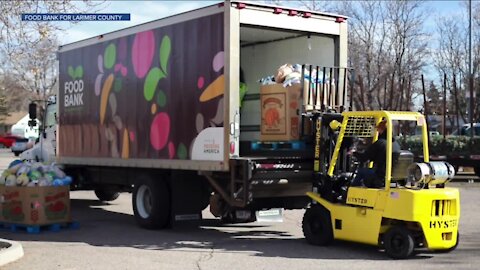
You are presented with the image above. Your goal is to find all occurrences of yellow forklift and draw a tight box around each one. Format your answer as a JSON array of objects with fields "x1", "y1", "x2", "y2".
[{"x1": 302, "y1": 111, "x2": 460, "y2": 259}]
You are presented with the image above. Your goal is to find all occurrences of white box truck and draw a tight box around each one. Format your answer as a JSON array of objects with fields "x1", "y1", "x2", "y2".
[{"x1": 23, "y1": 1, "x2": 350, "y2": 229}]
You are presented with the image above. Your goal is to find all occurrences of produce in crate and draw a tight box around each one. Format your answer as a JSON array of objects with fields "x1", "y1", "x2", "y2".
[
  {"x1": 16, "y1": 173, "x2": 29, "y2": 186},
  {"x1": 5, "y1": 174, "x2": 16, "y2": 186},
  {"x1": 0, "y1": 160, "x2": 71, "y2": 187},
  {"x1": 0, "y1": 171, "x2": 8, "y2": 185}
]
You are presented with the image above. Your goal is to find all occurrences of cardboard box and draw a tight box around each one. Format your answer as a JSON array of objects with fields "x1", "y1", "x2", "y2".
[
  {"x1": 0, "y1": 186, "x2": 70, "y2": 225},
  {"x1": 260, "y1": 83, "x2": 302, "y2": 141}
]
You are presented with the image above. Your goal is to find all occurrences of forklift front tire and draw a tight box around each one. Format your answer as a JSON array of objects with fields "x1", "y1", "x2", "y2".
[
  {"x1": 302, "y1": 205, "x2": 333, "y2": 246},
  {"x1": 384, "y1": 226, "x2": 415, "y2": 259}
]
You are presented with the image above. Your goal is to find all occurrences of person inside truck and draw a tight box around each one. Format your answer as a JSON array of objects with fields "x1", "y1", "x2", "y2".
[{"x1": 350, "y1": 119, "x2": 401, "y2": 188}]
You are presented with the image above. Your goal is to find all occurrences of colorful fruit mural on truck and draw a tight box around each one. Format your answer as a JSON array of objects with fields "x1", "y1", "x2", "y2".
[{"x1": 58, "y1": 13, "x2": 225, "y2": 161}]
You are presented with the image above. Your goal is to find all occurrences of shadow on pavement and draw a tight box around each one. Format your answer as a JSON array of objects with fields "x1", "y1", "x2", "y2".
[{"x1": 0, "y1": 198, "x2": 447, "y2": 261}]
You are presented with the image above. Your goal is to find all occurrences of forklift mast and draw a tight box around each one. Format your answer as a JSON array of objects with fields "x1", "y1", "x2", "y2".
[{"x1": 299, "y1": 64, "x2": 355, "y2": 199}]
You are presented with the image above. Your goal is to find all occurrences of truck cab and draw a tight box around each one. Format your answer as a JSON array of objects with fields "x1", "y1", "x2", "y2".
[{"x1": 21, "y1": 96, "x2": 57, "y2": 164}]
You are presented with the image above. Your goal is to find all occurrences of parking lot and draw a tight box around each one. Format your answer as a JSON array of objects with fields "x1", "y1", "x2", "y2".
[{"x1": 1, "y1": 149, "x2": 479, "y2": 270}]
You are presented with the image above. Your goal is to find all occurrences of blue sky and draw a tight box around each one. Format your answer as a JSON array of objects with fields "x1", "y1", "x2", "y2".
[
  {"x1": 58, "y1": 1, "x2": 220, "y2": 44},
  {"x1": 59, "y1": 0, "x2": 467, "y2": 45}
]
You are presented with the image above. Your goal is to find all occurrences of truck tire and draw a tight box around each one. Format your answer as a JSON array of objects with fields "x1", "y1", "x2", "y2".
[
  {"x1": 94, "y1": 188, "x2": 120, "y2": 202},
  {"x1": 302, "y1": 205, "x2": 333, "y2": 246},
  {"x1": 384, "y1": 226, "x2": 415, "y2": 259},
  {"x1": 14, "y1": 151, "x2": 20, "y2": 157},
  {"x1": 132, "y1": 174, "x2": 170, "y2": 229}
]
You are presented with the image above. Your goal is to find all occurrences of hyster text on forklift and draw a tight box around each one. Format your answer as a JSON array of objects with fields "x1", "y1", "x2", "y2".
[{"x1": 22, "y1": 1, "x2": 459, "y2": 259}]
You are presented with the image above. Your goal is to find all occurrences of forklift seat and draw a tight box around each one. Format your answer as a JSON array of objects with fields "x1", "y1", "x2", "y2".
[{"x1": 391, "y1": 150, "x2": 414, "y2": 181}]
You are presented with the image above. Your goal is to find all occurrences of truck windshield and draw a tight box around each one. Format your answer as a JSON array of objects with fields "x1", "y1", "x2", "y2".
[{"x1": 45, "y1": 104, "x2": 56, "y2": 127}]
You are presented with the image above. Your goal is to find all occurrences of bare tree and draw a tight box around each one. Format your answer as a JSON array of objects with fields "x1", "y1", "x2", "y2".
[
  {"x1": 263, "y1": 0, "x2": 336, "y2": 12},
  {"x1": 0, "y1": 72, "x2": 32, "y2": 111},
  {"x1": 0, "y1": 1, "x2": 104, "y2": 58},
  {"x1": 434, "y1": 1, "x2": 480, "y2": 124},
  {"x1": 339, "y1": 1, "x2": 389, "y2": 110},
  {"x1": 337, "y1": 0, "x2": 429, "y2": 111},
  {"x1": 0, "y1": 0, "x2": 105, "y2": 109},
  {"x1": 262, "y1": 0, "x2": 430, "y2": 111},
  {"x1": 9, "y1": 37, "x2": 59, "y2": 100}
]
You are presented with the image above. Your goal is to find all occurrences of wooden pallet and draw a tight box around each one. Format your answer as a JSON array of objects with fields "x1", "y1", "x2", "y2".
[
  {"x1": 251, "y1": 141, "x2": 306, "y2": 151},
  {"x1": 0, "y1": 221, "x2": 79, "y2": 234}
]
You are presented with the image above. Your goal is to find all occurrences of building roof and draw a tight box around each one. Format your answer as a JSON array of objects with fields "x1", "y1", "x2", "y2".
[{"x1": 1, "y1": 111, "x2": 28, "y2": 125}]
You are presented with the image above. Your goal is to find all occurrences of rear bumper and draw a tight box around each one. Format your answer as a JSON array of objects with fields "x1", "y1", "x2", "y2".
[{"x1": 421, "y1": 219, "x2": 459, "y2": 249}]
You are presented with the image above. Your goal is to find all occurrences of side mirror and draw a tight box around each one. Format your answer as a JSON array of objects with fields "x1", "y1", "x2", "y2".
[{"x1": 29, "y1": 102, "x2": 37, "y2": 119}]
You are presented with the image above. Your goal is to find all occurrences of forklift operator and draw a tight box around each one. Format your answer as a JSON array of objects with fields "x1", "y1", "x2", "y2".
[{"x1": 350, "y1": 119, "x2": 400, "y2": 188}]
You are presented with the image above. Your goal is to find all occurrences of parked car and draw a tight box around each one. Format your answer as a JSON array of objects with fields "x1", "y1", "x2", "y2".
[
  {"x1": 451, "y1": 123, "x2": 480, "y2": 136},
  {"x1": 0, "y1": 134, "x2": 22, "y2": 148},
  {"x1": 11, "y1": 137, "x2": 36, "y2": 156}
]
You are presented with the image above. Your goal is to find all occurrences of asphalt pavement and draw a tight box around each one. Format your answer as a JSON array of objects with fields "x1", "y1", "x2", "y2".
[{"x1": 0, "y1": 149, "x2": 479, "y2": 270}]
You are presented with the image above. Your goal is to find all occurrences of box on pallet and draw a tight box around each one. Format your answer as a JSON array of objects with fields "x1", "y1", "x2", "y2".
[
  {"x1": 0, "y1": 186, "x2": 70, "y2": 225},
  {"x1": 260, "y1": 83, "x2": 302, "y2": 141}
]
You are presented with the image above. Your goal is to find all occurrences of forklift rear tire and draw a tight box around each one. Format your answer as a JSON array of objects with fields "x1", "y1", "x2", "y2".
[
  {"x1": 384, "y1": 226, "x2": 415, "y2": 259},
  {"x1": 302, "y1": 205, "x2": 333, "y2": 246},
  {"x1": 132, "y1": 174, "x2": 170, "y2": 229}
]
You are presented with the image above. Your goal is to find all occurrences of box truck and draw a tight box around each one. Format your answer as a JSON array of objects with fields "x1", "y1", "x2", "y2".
[{"x1": 23, "y1": 0, "x2": 350, "y2": 229}]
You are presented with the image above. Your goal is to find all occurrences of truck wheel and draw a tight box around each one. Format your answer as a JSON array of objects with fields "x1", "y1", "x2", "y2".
[
  {"x1": 94, "y1": 188, "x2": 120, "y2": 202},
  {"x1": 14, "y1": 151, "x2": 20, "y2": 157},
  {"x1": 302, "y1": 205, "x2": 333, "y2": 246},
  {"x1": 384, "y1": 226, "x2": 415, "y2": 259},
  {"x1": 132, "y1": 175, "x2": 170, "y2": 229}
]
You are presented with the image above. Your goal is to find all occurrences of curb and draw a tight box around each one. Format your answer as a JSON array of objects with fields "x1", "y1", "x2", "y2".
[{"x1": 0, "y1": 238, "x2": 24, "y2": 267}]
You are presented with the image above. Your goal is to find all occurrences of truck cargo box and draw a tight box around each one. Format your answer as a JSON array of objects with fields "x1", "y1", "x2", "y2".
[{"x1": 57, "y1": 1, "x2": 348, "y2": 172}]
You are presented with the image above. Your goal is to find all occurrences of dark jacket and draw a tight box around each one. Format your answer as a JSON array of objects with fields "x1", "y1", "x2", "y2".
[{"x1": 355, "y1": 132, "x2": 400, "y2": 180}]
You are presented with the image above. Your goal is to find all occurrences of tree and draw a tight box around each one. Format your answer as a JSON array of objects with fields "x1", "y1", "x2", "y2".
[
  {"x1": 0, "y1": 1, "x2": 105, "y2": 105},
  {"x1": 426, "y1": 81, "x2": 442, "y2": 115},
  {"x1": 263, "y1": 0, "x2": 429, "y2": 111},
  {"x1": 264, "y1": 0, "x2": 336, "y2": 12},
  {"x1": 0, "y1": 95, "x2": 7, "y2": 122},
  {"x1": 8, "y1": 36, "x2": 59, "y2": 101},
  {"x1": 0, "y1": 71, "x2": 32, "y2": 112},
  {"x1": 0, "y1": 1, "x2": 104, "y2": 59},
  {"x1": 338, "y1": 0, "x2": 429, "y2": 111},
  {"x1": 434, "y1": 1, "x2": 480, "y2": 125}
]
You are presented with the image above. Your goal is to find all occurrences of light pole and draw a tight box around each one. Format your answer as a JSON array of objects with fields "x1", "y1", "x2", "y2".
[{"x1": 468, "y1": 0, "x2": 474, "y2": 138}]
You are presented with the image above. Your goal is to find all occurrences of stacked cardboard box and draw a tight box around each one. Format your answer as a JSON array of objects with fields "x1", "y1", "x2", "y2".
[
  {"x1": 260, "y1": 83, "x2": 302, "y2": 141},
  {"x1": 0, "y1": 186, "x2": 70, "y2": 225}
]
